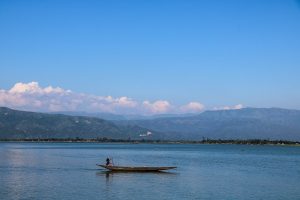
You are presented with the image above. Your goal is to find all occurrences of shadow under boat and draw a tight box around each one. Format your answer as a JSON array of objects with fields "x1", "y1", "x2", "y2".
[
  {"x1": 96, "y1": 164, "x2": 177, "y2": 172},
  {"x1": 96, "y1": 170, "x2": 177, "y2": 178}
]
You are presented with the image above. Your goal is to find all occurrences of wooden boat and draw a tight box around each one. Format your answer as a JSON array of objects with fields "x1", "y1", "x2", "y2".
[{"x1": 97, "y1": 164, "x2": 176, "y2": 172}]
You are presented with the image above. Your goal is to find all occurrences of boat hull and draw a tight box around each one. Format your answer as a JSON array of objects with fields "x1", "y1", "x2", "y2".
[{"x1": 97, "y1": 164, "x2": 176, "y2": 172}]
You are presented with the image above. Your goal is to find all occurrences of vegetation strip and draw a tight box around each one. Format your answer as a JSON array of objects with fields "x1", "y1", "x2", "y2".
[{"x1": 0, "y1": 138, "x2": 299, "y2": 145}]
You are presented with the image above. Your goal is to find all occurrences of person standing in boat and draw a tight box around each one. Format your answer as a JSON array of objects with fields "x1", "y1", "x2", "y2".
[{"x1": 106, "y1": 157, "x2": 110, "y2": 166}]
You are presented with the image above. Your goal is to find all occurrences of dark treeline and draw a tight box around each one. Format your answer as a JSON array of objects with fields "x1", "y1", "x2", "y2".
[
  {"x1": 201, "y1": 138, "x2": 299, "y2": 145},
  {"x1": 0, "y1": 137, "x2": 299, "y2": 145}
]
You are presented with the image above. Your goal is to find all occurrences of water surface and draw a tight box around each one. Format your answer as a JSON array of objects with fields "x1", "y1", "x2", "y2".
[{"x1": 0, "y1": 143, "x2": 299, "y2": 200}]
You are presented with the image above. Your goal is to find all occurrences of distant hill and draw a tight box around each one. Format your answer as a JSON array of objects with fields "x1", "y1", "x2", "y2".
[
  {"x1": 51, "y1": 111, "x2": 127, "y2": 121},
  {"x1": 0, "y1": 107, "x2": 154, "y2": 139},
  {"x1": 123, "y1": 108, "x2": 300, "y2": 140},
  {"x1": 51, "y1": 111, "x2": 197, "y2": 121},
  {"x1": 1, "y1": 107, "x2": 300, "y2": 141}
]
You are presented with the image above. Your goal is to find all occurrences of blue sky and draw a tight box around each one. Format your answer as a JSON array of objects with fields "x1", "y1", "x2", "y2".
[{"x1": 0, "y1": 0, "x2": 300, "y2": 113}]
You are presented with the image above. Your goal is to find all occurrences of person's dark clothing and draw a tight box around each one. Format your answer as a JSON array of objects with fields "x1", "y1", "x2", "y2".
[{"x1": 106, "y1": 158, "x2": 110, "y2": 166}]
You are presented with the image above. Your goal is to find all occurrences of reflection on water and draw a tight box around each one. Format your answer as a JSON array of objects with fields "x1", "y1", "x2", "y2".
[
  {"x1": 1, "y1": 146, "x2": 44, "y2": 200},
  {"x1": 97, "y1": 170, "x2": 177, "y2": 176},
  {"x1": 1, "y1": 143, "x2": 300, "y2": 200},
  {"x1": 96, "y1": 170, "x2": 177, "y2": 183},
  {"x1": 95, "y1": 169, "x2": 179, "y2": 200}
]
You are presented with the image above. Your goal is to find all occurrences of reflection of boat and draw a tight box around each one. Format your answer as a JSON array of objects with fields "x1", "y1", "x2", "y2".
[{"x1": 97, "y1": 164, "x2": 176, "y2": 172}]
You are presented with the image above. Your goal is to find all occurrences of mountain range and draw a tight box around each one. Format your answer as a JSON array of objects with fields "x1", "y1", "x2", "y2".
[
  {"x1": 1, "y1": 107, "x2": 300, "y2": 140},
  {"x1": 0, "y1": 107, "x2": 154, "y2": 139},
  {"x1": 121, "y1": 108, "x2": 300, "y2": 140},
  {"x1": 51, "y1": 111, "x2": 197, "y2": 121}
]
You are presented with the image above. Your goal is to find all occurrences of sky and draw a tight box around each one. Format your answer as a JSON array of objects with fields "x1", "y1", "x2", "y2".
[{"x1": 0, "y1": 0, "x2": 300, "y2": 114}]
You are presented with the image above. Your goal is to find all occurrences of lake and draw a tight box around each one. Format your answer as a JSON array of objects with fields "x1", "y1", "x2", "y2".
[{"x1": 0, "y1": 143, "x2": 299, "y2": 200}]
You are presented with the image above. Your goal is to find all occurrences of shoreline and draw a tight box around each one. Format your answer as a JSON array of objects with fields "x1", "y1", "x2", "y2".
[{"x1": 0, "y1": 138, "x2": 299, "y2": 146}]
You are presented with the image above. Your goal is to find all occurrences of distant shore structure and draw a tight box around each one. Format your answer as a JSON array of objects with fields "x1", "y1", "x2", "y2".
[{"x1": 139, "y1": 131, "x2": 152, "y2": 137}]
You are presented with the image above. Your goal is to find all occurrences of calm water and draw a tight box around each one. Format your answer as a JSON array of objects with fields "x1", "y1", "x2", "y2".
[{"x1": 0, "y1": 143, "x2": 300, "y2": 200}]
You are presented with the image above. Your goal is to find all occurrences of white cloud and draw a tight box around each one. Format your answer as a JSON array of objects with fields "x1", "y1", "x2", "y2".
[
  {"x1": 9, "y1": 82, "x2": 41, "y2": 93},
  {"x1": 8, "y1": 81, "x2": 68, "y2": 94},
  {"x1": 44, "y1": 86, "x2": 66, "y2": 94},
  {"x1": 180, "y1": 102, "x2": 205, "y2": 113},
  {"x1": 142, "y1": 100, "x2": 171, "y2": 114},
  {"x1": 115, "y1": 97, "x2": 137, "y2": 108},
  {"x1": 0, "y1": 81, "x2": 209, "y2": 115},
  {"x1": 213, "y1": 104, "x2": 244, "y2": 111},
  {"x1": 233, "y1": 104, "x2": 243, "y2": 109}
]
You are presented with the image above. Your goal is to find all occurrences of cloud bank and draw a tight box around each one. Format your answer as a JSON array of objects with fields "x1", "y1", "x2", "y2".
[
  {"x1": 0, "y1": 82, "x2": 206, "y2": 115},
  {"x1": 213, "y1": 104, "x2": 244, "y2": 111}
]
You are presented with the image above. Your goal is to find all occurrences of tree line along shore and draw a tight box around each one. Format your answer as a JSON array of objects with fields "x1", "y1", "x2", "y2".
[{"x1": 0, "y1": 138, "x2": 299, "y2": 146}]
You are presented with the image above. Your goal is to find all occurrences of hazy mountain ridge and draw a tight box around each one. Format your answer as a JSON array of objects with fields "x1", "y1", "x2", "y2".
[
  {"x1": 51, "y1": 111, "x2": 198, "y2": 120},
  {"x1": 0, "y1": 107, "x2": 154, "y2": 139},
  {"x1": 1, "y1": 107, "x2": 300, "y2": 140},
  {"x1": 126, "y1": 108, "x2": 300, "y2": 140},
  {"x1": 51, "y1": 111, "x2": 127, "y2": 121}
]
